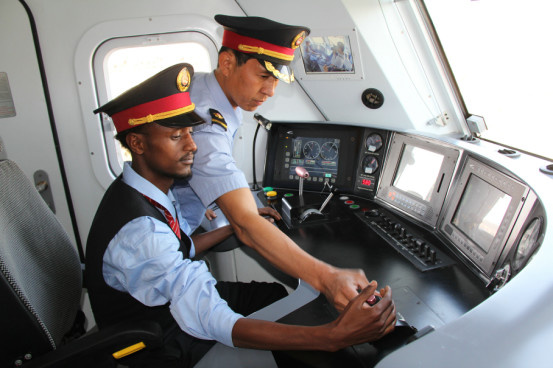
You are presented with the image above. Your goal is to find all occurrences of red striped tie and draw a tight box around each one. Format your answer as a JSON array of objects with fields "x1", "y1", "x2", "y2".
[{"x1": 143, "y1": 195, "x2": 181, "y2": 240}]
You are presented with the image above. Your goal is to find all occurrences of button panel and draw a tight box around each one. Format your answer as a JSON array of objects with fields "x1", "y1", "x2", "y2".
[{"x1": 355, "y1": 210, "x2": 455, "y2": 272}]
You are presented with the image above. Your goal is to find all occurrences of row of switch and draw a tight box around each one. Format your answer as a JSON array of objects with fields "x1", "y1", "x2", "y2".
[{"x1": 367, "y1": 210, "x2": 439, "y2": 265}]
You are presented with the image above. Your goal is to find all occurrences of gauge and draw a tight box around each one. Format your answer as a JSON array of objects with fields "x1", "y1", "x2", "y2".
[
  {"x1": 320, "y1": 141, "x2": 339, "y2": 160},
  {"x1": 513, "y1": 217, "x2": 542, "y2": 272},
  {"x1": 366, "y1": 133, "x2": 383, "y2": 152},
  {"x1": 362, "y1": 155, "x2": 379, "y2": 174},
  {"x1": 303, "y1": 141, "x2": 320, "y2": 159}
]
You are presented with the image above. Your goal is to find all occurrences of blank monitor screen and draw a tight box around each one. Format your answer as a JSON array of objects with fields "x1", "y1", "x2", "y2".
[
  {"x1": 376, "y1": 134, "x2": 460, "y2": 228},
  {"x1": 451, "y1": 174, "x2": 512, "y2": 254},
  {"x1": 393, "y1": 145, "x2": 445, "y2": 202}
]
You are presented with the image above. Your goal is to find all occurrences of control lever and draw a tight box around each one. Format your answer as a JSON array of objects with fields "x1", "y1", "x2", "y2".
[
  {"x1": 367, "y1": 294, "x2": 381, "y2": 306},
  {"x1": 295, "y1": 166, "x2": 309, "y2": 198},
  {"x1": 299, "y1": 185, "x2": 338, "y2": 223},
  {"x1": 318, "y1": 186, "x2": 338, "y2": 213},
  {"x1": 295, "y1": 167, "x2": 310, "y2": 207}
]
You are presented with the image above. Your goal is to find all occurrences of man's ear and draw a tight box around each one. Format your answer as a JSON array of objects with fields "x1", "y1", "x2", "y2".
[
  {"x1": 218, "y1": 50, "x2": 236, "y2": 78},
  {"x1": 126, "y1": 131, "x2": 145, "y2": 155}
]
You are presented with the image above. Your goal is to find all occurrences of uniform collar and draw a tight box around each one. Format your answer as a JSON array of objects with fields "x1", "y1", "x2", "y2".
[{"x1": 121, "y1": 162, "x2": 178, "y2": 218}]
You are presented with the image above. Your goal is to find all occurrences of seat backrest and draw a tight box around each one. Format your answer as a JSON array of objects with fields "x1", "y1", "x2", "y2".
[{"x1": 0, "y1": 159, "x2": 82, "y2": 366}]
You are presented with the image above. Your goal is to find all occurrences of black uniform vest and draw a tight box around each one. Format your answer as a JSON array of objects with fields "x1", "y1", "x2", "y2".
[{"x1": 85, "y1": 176, "x2": 191, "y2": 331}]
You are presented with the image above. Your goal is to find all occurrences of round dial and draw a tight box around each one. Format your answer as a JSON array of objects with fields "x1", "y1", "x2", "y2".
[
  {"x1": 320, "y1": 141, "x2": 339, "y2": 160},
  {"x1": 303, "y1": 141, "x2": 321, "y2": 159},
  {"x1": 366, "y1": 133, "x2": 383, "y2": 152},
  {"x1": 513, "y1": 217, "x2": 542, "y2": 271},
  {"x1": 362, "y1": 155, "x2": 379, "y2": 175}
]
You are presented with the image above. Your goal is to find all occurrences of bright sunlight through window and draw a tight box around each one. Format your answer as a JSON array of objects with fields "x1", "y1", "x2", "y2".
[{"x1": 424, "y1": 0, "x2": 553, "y2": 160}]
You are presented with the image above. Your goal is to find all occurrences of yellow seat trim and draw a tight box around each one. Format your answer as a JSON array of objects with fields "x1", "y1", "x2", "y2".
[{"x1": 112, "y1": 341, "x2": 146, "y2": 359}]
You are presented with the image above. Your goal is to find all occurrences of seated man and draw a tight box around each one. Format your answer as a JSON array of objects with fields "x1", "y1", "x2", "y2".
[{"x1": 85, "y1": 63, "x2": 396, "y2": 368}]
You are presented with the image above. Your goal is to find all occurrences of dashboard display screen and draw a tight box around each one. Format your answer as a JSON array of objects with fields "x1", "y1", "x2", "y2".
[
  {"x1": 452, "y1": 174, "x2": 512, "y2": 253},
  {"x1": 262, "y1": 123, "x2": 363, "y2": 192},
  {"x1": 288, "y1": 136, "x2": 340, "y2": 182},
  {"x1": 393, "y1": 144, "x2": 445, "y2": 202}
]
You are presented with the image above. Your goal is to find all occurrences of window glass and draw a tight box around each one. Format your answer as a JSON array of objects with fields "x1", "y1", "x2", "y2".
[
  {"x1": 105, "y1": 42, "x2": 212, "y2": 99},
  {"x1": 424, "y1": 0, "x2": 553, "y2": 160}
]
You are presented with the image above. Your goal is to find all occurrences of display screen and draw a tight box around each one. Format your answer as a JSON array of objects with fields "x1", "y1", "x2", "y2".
[
  {"x1": 288, "y1": 136, "x2": 340, "y2": 182},
  {"x1": 452, "y1": 174, "x2": 512, "y2": 253},
  {"x1": 300, "y1": 35, "x2": 355, "y2": 74},
  {"x1": 392, "y1": 144, "x2": 445, "y2": 202}
]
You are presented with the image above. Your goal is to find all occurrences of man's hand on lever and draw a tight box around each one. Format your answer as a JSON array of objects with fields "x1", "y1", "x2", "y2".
[
  {"x1": 320, "y1": 267, "x2": 372, "y2": 312},
  {"x1": 232, "y1": 281, "x2": 396, "y2": 351},
  {"x1": 257, "y1": 206, "x2": 281, "y2": 223},
  {"x1": 329, "y1": 282, "x2": 396, "y2": 347}
]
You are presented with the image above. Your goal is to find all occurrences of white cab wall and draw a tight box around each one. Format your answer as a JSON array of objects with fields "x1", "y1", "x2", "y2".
[
  {"x1": 0, "y1": 1, "x2": 76, "y2": 244},
  {"x1": 239, "y1": 0, "x2": 437, "y2": 132}
]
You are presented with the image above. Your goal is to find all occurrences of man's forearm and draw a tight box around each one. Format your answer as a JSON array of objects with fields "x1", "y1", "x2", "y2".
[
  {"x1": 215, "y1": 188, "x2": 371, "y2": 312},
  {"x1": 191, "y1": 225, "x2": 234, "y2": 254},
  {"x1": 241, "y1": 216, "x2": 336, "y2": 291},
  {"x1": 232, "y1": 318, "x2": 339, "y2": 351},
  {"x1": 216, "y1": 188, "x2": 336, "y2": 292}
]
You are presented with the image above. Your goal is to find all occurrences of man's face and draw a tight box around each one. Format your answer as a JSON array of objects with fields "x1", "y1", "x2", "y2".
[
  {"x1": 134, "y1": 124, "x2": 197, "y2": 182},
  {"x1": 225, "y1": 57, "x2": 279, "y2": 111}
]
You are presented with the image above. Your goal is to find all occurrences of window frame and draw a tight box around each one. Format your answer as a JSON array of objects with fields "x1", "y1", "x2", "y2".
[
  {"x1": 75, "y1": 15, "x2": 219, "y2": 190},
  {"x1": 379, "y1": 0, "x2": 470, "y2": 135}
]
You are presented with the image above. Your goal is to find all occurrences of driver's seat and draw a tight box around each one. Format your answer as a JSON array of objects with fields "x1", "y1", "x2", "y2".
[{"x1": 0, "y1": 159, "x2": 162, "y2": 367}]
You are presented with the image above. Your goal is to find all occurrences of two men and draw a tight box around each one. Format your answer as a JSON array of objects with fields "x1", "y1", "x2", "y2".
[
  {"x1": 86, "y1": 14, "x2": 397, "y2": 367},
  {"x1": 86, "y1": 62, "x2": 395, "y2": 366}
]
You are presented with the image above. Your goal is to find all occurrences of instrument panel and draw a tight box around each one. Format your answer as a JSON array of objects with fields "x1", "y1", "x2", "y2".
[
  {"x1": 289, "y1": 136, "x2": 341, "y2": 184},
  {"x1": 353, "y1": 129, "x2": 389, "y2": 197},
  {"x1": 263, "y1": 123, "x2": 364, "y2": 191},
  {"x1": 262, "y1": 122, "x2": 545, "y2": 286},
  {"x1": 263, "y1": 122, "x2": 389, "y2": 198}
]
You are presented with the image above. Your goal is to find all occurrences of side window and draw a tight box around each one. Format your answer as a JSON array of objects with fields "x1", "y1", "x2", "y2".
[{"x1": 93, "y1": 32, "x2": 216, "y2": 175}]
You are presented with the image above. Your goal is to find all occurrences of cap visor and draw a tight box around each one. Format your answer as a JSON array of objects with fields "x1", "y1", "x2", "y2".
[
  {"x1": 155, "y1": 110, "x2": 205, "y2": 128},
  {"x1": 259, "y1": 59, "x2": 294, "y2": 83}
]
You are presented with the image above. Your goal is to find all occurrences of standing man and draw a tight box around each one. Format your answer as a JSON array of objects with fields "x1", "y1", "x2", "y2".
[
  {"x1": 174, "y1": 15, "x2": 378, "y2": 311},
  {"x1": 86, "y1": 63, "x2": 396, "y2": 367}
]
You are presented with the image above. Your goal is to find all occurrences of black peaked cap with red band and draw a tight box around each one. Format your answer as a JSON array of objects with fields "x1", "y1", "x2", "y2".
[
  {"x1": 215, "y1": 14, "x2": 310, "y2": 82},
  {"x1": 94, "y1": 63, "x2": 205, "y2": 133}
]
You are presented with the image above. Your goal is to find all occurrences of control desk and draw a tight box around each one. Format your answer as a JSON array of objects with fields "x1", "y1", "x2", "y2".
[
  {"x1": 197, "y1": 122, "x2": 544, "y2": 367},
  {"x1": 255, "y1": 189, "x2": 488, "y2": 366}
]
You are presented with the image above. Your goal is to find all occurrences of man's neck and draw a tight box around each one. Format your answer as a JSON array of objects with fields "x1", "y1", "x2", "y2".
[
  {"x1": 130, "y1": 161, "x2": 173, "y2": 195},
  {"x1": 214, "y1": 68, "x2": 238, "y2": 110}
]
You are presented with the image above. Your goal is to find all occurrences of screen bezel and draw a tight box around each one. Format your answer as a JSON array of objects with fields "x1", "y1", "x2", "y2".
[
  {"x1": 376, "y1": 133, "x2": 460, "y2": 229},
  {"x1": 440, "y1": 157, "x2": 529, "y2": 278},
  {"x1": 292, "y1": 28, "x2": 364, "y2": 81}
]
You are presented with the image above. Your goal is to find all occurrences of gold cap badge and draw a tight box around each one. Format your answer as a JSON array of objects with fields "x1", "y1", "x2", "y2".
[{"x1": 176, "y1": 67, "x2": 191, "y2": 92}]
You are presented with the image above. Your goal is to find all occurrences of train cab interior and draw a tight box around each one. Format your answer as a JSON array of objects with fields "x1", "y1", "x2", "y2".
[{"x1": 1, "y1": 0, "x2": 552, "y2": 367}]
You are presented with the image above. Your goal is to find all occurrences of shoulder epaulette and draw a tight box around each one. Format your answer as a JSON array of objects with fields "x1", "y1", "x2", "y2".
[{"x1": 209, "y1": 108, "x2": 227, "y2": 131}]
